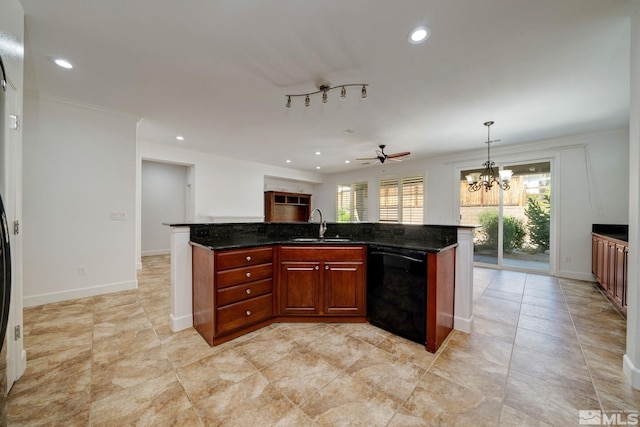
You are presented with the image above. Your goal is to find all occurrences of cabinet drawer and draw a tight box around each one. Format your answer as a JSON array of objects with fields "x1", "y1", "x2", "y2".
[
  {"x1": 217, "y1": 293, "x2": 273, "y2": 334},
  {"x1": 216, "y1": 263, "x2": 273, "y2": 289},
  {"x1": 216, "y1": 247, "x2": 273, "y2": 270},
  {"x1": 217, "y1": 278, "x2": 273, "y2": 307},
  {"x1": 279, "y1": 246, "x2": 365, "y2": 261}
]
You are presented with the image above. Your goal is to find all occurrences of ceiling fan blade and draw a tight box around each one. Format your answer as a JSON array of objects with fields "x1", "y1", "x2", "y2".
[
  {"x1": 386, "y1": 151, "x2": 411, "y2": 158},
  {"x1": 356, "y1": 157, "x2": 379, "y2": 161},
  {"x1": 387, "y1": 157, "x2": 403, "y2": 162}
]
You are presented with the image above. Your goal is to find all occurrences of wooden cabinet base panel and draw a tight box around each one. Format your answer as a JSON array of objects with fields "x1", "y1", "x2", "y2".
[
  {"x1": 197, "y1": 318, "x2": 276, "y2": 346},
  {"x1": 275, "y1": 316, "x2": 368, "y2": 324}
]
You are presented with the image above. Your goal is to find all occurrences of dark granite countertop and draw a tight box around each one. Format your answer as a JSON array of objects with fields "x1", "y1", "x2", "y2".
[
  {"x1": 181, "y1": 222, "x2": 465, "y2": 253},
  {"x1": 189, "y1": 236, "x2": 458, "y2": 253},
  {"x1": 592, "y1": 224, "x2": 628, "y2": 242}
]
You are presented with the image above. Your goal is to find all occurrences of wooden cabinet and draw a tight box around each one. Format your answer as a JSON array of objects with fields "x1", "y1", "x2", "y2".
[
  {"x1": 278, "y1": 246, "x2": 366, "y2": 319},
  {"x1": 192, "y1": 245, "x2": 275, "y2": 345},
  {"x1": 279, "y1": 261, "x2": 321, "y2": 315},
  {"x1": 591, "y1": 233, "x2": 627, "y2": 315},
  {"x1": 264, "y1": 191, "x2": 311, "y2": 222}
]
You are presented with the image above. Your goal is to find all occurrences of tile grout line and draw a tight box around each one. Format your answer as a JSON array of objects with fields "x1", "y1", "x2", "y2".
[
  {"x1": 557, "y1": 277, "x2": 605, "y2": 413},
  {"x1": 494, "y1": 272, "x2": 524, "y2": 426}
]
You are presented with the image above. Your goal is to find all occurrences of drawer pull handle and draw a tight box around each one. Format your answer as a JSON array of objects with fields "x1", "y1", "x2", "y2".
[
  {"x1": 315, "y1": 266, "x2": 319, "y2": 270},
  {"x1": 246, "y1": 289, "x2": 251, "y2": 295},
  {"x1": 246, "y1": 310, "x2": 252, "y2": 316},
  {"x1": 246, "y1": 256, "x2": 251, "y2": 261},
  {"x1": 246, "y1": 272, "x2": 251, "y2": 278}
]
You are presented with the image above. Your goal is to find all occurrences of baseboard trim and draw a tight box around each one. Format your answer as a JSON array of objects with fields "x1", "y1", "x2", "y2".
[
  {"x1": 141, "y1": 249, "x2": 170, "y2": 256},
  {"x1": 555, "y1": 270, "x2": 595, "y2": 282},
  {"x1": 454, "y1": 314, "x2": 474, "y2": 334},
  {"x1": 23, "y1": 280, "x2": 138, "y2": 307},
  {"x1": 170, "y1": 313, "x2": 193, "y2": 332},
  {"x1": 623, "y1": 354, "x2": 640, "y2": 391}
]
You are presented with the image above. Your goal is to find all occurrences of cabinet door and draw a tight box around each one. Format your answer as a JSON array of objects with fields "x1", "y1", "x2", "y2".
[
  {"x1": 591, "y1": 235, "x2": 598, "y2": 276},
  {"x1": 595, "y1": 236, "x2": 604, "y2": 284},
  {"x1": 323, "y1": 261, "x2": 365, "y2": 315},
  {"x1": 606, "y1": 240, "x2": 617, "y2": 296},
  {"x1": 614, "y1": 244, "x2": 627, "y2": 307},
  {"x1": 279, "y1": 261, "x2": 321, "y2": 315}
]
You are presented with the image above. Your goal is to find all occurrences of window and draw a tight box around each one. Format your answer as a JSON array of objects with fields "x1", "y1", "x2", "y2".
[
  {"x1": 379, "y1": 175, "x2": 424, "y2": 224},
  {"x1": 336, "y1": 182, "x2": 368, "y2": 222}
]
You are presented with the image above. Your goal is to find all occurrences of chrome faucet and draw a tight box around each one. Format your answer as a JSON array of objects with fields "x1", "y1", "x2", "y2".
[{"x1": 308, "y1": 208, "x2": 327, "y2": 239}]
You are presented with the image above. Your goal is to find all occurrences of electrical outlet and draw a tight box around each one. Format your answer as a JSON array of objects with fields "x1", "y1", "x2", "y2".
[
  {"x1": 111, "y1": 212, "x2": 127, "y2": 221},
  {"x1": 78, "y1": 266, "x2": 87, "y2": 276}
]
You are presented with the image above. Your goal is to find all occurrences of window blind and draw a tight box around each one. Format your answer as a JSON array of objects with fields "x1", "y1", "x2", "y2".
[
  {"x1": 336, "y1": 182, "x2": 368, "y2": 222},
  {"x1": 378, "y1": 175, "x2": 424, "y2": 224}
]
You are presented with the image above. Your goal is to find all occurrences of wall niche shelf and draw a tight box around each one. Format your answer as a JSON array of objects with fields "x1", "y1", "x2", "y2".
[{"x1": 264, "y1": 191, "x2": 311, "y2": 222}]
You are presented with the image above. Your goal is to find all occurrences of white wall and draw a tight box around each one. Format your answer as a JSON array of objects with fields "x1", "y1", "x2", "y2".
[
  {"x1": 139, "y1": 141, "x2": 323, "y2": 223},
  {"x1": 624, "y1": 0, "x2": 640, "y2": 391},
  {"x1": 141, "y1": 160, "x2": 188, "y2": 256},
  {"x1": 22, "y1": 94, "x2": 139, "y2": 306},
  {"x1": 315, "y1": 128, "x2": 629, "y2": 280},
  {"x1": 264, "y1": 176, "x2": 318, "y2": 200}
]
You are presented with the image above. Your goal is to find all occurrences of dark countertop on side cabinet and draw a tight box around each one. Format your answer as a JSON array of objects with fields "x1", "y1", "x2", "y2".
[{"x1": 592, "y1": 224, "x2": 628, "y2": 243}]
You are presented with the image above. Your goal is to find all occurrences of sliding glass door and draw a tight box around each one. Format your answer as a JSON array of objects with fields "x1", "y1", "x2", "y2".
[{"x1": 460, "y1": 161, "x2": 551, "y2": 272}]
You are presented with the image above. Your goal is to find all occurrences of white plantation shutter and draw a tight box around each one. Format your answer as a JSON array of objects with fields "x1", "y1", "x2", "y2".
[
  {"x1": 336, "y1": 182, "x2": 368, "y2": 222},
  {"x1": 379, "y1": 179, "x2": 399, "y2": 222},
  {"x1": 401, "y1": 176, "x2": 424, "y2": 224},
  {"x1": 378, "y1": 175, "x2": 424, "y2": 224}
]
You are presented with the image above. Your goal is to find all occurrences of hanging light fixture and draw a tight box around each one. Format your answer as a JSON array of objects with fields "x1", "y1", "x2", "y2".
[
  {"x1": 285, "y1": 81, "x2": 368, "y2": 108},
  {"x1": 466, "y1": 121, "x2": 513, "y2": 192}
]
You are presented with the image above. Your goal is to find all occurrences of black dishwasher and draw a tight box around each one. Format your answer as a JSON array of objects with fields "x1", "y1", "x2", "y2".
[{"x1": 367, "y1": 245, "x2": 427, "y2": 344}]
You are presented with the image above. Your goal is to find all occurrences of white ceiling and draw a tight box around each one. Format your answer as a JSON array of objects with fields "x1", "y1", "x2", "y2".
[{"x1": 19, "y1": 0, "x2": 636, "y2": 174}]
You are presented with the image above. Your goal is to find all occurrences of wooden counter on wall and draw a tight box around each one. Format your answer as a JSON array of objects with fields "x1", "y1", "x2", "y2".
[{"x1": 592, "y1": 232, "x2": 628, "y2": 315}]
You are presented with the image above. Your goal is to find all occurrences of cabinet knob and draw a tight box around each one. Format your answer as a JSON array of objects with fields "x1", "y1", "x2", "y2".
[
  {"x1": 246, "y1": 310, "x2": 252, "y2": 316},
  {"x1": 325, "y1": 265, "x2": 329, "y2": 270},
  {"x1": 246, "y1": 272, "x2": 251, "y2": 278},
  {"x1": 315, "y1": 266, "x2": 319, "y2": 270},
  {"x1": 246, "y1": 256, "x2": 251, "y2": 262},
  {"x1": 246, "y1": 289, "x2": 251, "y2": 295}
]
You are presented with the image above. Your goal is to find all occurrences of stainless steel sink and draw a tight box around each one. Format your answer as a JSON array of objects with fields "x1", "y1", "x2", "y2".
[{"x1": 290, "y1": 237, "x2": 351, "y2": 242}]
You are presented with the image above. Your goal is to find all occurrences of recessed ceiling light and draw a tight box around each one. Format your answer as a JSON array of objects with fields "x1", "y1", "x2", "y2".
[
  {"x1": 343, "y1": 129, "x2": 355, "y2": 135},
  {"x1": 315, "y1": 151, "x2": 321, "y2": 156},
  {"x1": 285, "y1": 159, "x2": 292, "y2": 163},
  {"x1": 176, "y1": 135, "x2": 184, "y2": 141},
  {"x1": 316, "y1": 166, "x2": 321, "y2": 170},
  {"x1": 345, "y1": 160, "x2": 351, "y2": 164},
  {"x1": 408, "y1": 25, "x2": 431, "y2": 44},
  {"x1": 54, "y1": 58, "x2": 73, "y2": 69}
]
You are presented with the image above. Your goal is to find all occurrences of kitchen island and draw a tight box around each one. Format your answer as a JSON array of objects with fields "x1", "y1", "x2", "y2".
[{"x1": 166, "y1": 222, "x2": 476, "y2": 352}]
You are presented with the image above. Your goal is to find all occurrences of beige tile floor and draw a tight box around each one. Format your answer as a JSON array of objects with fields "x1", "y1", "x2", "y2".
[{"x1": 7, "y1": 255, "x2": 640, "y2": 426}]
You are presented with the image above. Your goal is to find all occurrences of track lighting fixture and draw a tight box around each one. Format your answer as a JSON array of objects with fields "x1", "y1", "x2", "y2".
[{"x1": 285, "y1": 81, "x2": 368, "y2": 108}]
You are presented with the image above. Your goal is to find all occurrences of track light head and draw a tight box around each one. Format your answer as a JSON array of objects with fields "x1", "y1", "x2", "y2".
[{"x1": 285, "y1": 82, "x2": 368, "y2": 108}]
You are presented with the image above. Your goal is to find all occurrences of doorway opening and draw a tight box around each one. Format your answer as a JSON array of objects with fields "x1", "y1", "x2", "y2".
[
  {"x1": 460, "y1": 161, "x2": 551, "y2": 272},
  {"x1": 141, "y1": 160, "x2": 193, "y2": 256}
]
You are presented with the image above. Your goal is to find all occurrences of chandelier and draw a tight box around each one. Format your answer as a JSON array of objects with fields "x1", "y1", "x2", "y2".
[
  {"x1": 285, "y1": 81, "x2": 368, "y2": 108},
  {"x1": 466, "y1": 121, "x2": 512, "y2": 192}
]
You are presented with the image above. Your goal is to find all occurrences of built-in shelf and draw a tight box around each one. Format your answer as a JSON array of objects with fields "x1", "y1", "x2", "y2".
[{"x1": 264, "y1": 191, "x2": 311, "y2": 222}]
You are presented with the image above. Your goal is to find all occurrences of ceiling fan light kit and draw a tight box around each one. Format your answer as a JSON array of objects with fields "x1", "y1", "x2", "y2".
[
  {"x1": 356, "y1": 144, "x2": 411, "y2": 165},
  {"x1": 466, "y1": 121, "x2": 512, "y2": 192},
  {"x1": 285, "y1": 81, "x2": 368, "y2": 108}
]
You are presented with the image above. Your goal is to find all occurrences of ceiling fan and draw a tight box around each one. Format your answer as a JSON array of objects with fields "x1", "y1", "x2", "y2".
[{"x1": 356, "y1": 145, "x2": 411, "y2": 164}]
